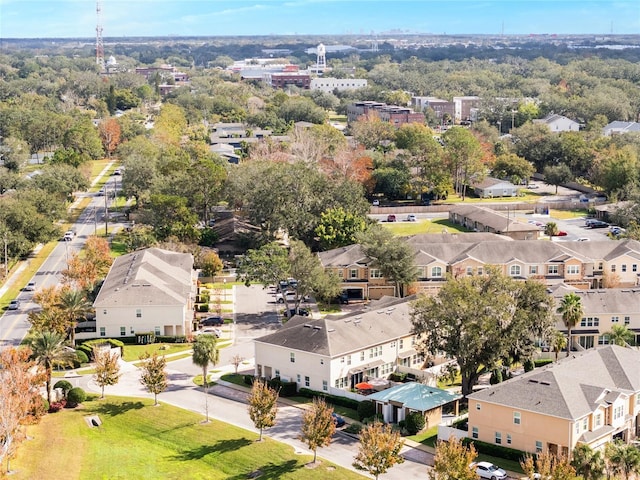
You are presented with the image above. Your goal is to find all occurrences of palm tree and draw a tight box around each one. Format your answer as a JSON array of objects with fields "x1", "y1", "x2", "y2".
[
  {"x1": 57, "y1": 289, "x2": 93, "y2": 345},
  {"x1": 28, "y1": 331, "x2": 76, "y2": 404},
  {"x1": 544, "y1": 222, "x2": 559, "y2": 237},
  {"x1": 551, "y1": 329, "x2": 568, "y2": 361},
  {"x1": 557, "y1": 292, "x2": 583, "y2": 355},
  {"x1": 192, "y1": 334, "x2": 219, "y2": 423},
  {"x1": 607, "y1": 324, "x2": 634, "y2": 347}
]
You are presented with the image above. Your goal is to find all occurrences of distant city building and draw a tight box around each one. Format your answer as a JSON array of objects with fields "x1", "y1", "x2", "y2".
[
  {"x1": 347, "y1": 101, "x2": 425, "y2": 126},
  {"x1": 412, "y1": 96, "x2": 455, "y2": 122},
  {"x1": 533, "y1": 113, "x2": 580, "y2": 132},
  {"x1": 310, "y1": 77, "x2": 367, "y2": 92},
  {"x1": 135, "y1": 64, "x2": 188, "y2": 83},
  {"x1": 453, "y1": 96, "x2": 481, "y2": 123},
  {"x1": 264, "y1": 71, "x2": 311, "y2": 90}
]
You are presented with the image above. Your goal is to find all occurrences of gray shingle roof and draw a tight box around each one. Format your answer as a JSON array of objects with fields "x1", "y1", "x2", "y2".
[
  {"x1": 450, "y1": 205, "x2": 539, "y2": 233},
  {"x1": 254, "y1": 296, "x2": 414, "y2": 357},
  {"x1": 468, "y1": 346, "x2": 640, "y2": 420},
  {"x1": 551, "y1": 287, "x2": 640, "y2": 316},
  {"x1": 94, "y1": 248, "x2": 193, "y2": 308}
]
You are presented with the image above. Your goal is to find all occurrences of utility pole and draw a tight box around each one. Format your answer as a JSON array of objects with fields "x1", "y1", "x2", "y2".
[
  {"x1": 3, "y1": 232, "x2": 7, "y2": 278},
  {"x1": 104, "y1": 183, "x2": 108, "y2": 236}
]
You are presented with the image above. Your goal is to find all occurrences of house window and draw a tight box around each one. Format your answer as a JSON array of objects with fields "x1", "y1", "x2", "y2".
[
  {"x1": 581, "y1": 317, "x2": 600, "y2": 327},
  {"x1": 399, "y1": 339, "x2": 404, "y2": 349},
  {"x1": 622, "y1": 265, "x2": 627, "y2": 273},
  {"x1": 495, "y1": 432, "x2": 502, "y2": 444},
  {"x1": 431, "y1": 266, "x2": 443, "y2": 278},
  {"x1": 535, "y1": 441, "x2": 543, "y2": 453},
  {"x1": 548, "y1": 265, "x2": 558, "y2": 275},
  {"x1": 290, "y1": 353, "x2": 295, "y2": 363},
  {"x1": 360, "y1": 351, "x2": 365, "y2": 361},
  {"x1": 614, "y1": 405, "x2": 624, "y2": 420},
  {"x1": 320, "y1": 359, "x2": 324, "y2": 365},
  {"x1": 136, "y1": 309, "x2": 142, "y2": 318},
  {"x1": 322, "y1": 380, "x2": 328, "y2": 391},
  {"x1": 634, "y1": 265, "x2": 637, "y2": 272},
  {"x1": 567, "y1": 265, "x2": 580, "y2": 275},
  {"x1": 595, "y1": 414, "x2": 602, "y2": 428},
  {"x1": 275, "y1": 369, "x2": 280, "y2": 378},
  {"x1": 130, "y1": 327, "x2": 135, "y2": 334},
  {"x1": 598, "y1": 335, "x2": 610, "y2": 345},
  {"x1": 509, "y1": 265, "x2": 521, "y2": 277},
  {"x1": 612, "y1": 316, "x2": 619, "y2": 323},
  {"x1": 506, "y1": 434, "x2": 512, "y2": 445},
  {"x1": 297, "y1": 374, "x2": 301, "y2": 384},
  {"x1": 103, "y1": 309, "x2": 107, "y2": 315},
  {"x1": 120, "y1": 327, "x2": 126, "y2": 336},
  {"x1": 370, "y1": 269, "x2": 383, "y2": 279},
  {"x1": 575, "y1": 422, "x2": 580, "y2": 434},
  {"x1": 349, "y1": 269, "x2": 358, "y2": 279},
  {"x1": 346, "y1": 355, "x2": 351, "y2": 365},
  {"x1": 341, "y1": 356, "x2": 345, "y2": 363},
  {"x1": 625, "y1": 316, "x2": 630, "y2": 325},
  {"x1": 476, "y1": 403, "x2": 481, "y2": 411},
  {"x1": 513, "y1": 412, "x2": 521, "y2": 425},
  {"x1": 530, "y1": 266, "x2": 538, "y2": 275},
  {"x1": 305, "y1": 376, "x2": 310, "y2": 387},
  {"x1": 583, "y1": 418, "x2": 588, "y2": 430},
  {"x1": 154, "y1": 326, "x2": 160, "y2": 335},
  {"x1": 466, "y1": 267, "x2": 473, "y2": 276},
  {"x1": 598, "y1": 262, "x2": 604, "y2": 271},
  {"x1": 611, "y1": 265, "x2": 616, "y2": 272},
  {"x1": 477, "y1": 267, "x2": 483, "y2": 276},
  {"x1": 99, "y1": 327, "x2": 106, "y2": 337},
  {"x1": 472, "y1": 427, "x2": 478, "y2": 439}
]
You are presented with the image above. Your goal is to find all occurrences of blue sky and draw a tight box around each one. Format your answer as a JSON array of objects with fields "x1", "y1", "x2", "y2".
[{"x1": 0, "y1": 1, "x2": 638, "y2": 38}]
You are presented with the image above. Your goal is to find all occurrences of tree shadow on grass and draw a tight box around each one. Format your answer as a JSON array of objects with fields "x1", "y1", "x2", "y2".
[
  {"x1": 90, "y1": 400, "x2": 146, "y2": 417},
  {"x1": 170, "y1": 438, "x2": 253, "y2": 461},
  {"x1": 225, "y1": 459, "x2": 299, "y2": 480}
]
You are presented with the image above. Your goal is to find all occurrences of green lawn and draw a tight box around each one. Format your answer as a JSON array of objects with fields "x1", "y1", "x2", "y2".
[
  {"x1": 12, "y1": 396, "x2": 364, "y2": 480},
  {"x1": 122, "y1": 343, "x2": 193, "y2": 362},
  {"x1": 383, "y1": 219, "x2": 469, "y2": 236}
]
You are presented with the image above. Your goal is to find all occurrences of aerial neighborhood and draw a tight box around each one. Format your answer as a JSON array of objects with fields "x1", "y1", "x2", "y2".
[{"x1": 2, "y1": 26, "x2": 640, "y2": 479}]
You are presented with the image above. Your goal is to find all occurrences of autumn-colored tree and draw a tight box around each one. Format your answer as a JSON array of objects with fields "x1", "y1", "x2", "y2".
[
  {"x1": 196, "y1": 250, "x2": 224, "y2": 277},
  {"x1": 247, "y1": 379, "x2": 279, "y2": 441},
  {"x1": 93, "y1": 348, "x2": 121, "y2": 399},
  {"x1": 299, "y1": 397, "x2": 336, "y2": 464},
  {"x1": 353, "y1": 421, "x2": 405, "y2": 480},
  {"x1": 0, "y1": 347, "x2": 45, "y2": 474},
  {"x1": 430, "y1": 437, "x2": 479, "y2": 480},
  {"x1": 98, "y1": 118, "x2": 122, "y2": 157},
  {"x1": 62, "y1": 236, "x2": 113, "y2": 292},
  {"x1": 319, "y1": 146, "x2": 374, "y2": 187},
  {"x1": 28, "y1": 308, "x2": 66, "y2": 336},
  {"x1": 521, "y1": 452, "x2": 576, "y2": 480},
  {"x1": 350, "y1": 112, "x2": 396, "y2": 151},
  {"x1": 139, "y1": 352, "x2": 168, "y2": 406}
]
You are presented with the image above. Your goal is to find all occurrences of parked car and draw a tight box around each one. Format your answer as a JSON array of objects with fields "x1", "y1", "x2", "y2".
[
  {"x1": 387, "y1": 214, "x2": 396, "y2": 222},
  {"x1": 7, "y1": 299, "x2": 20, "y2": 310},
  {"x1": 331, "y1": 413, "x2": 345, "y2": 428},
  {"x1": 24, "y1": 281, "x2": 36, "y2": 291},
  {"x1": 275, "y1": 291, "x2": 309, "y2": 304},
  {"x1": 471, "y1": 461, "x2": 507, "y2": 480},
  {"x1": 63, "y1": 230, "x2": 75, "y2": 241},
  {"x1": 372, "y1": 199, "x2": 380, "y2": 206},
  {"x1": 585, "y1": 218, "x2": 597, "y2": 227},
  {"x1": 556, "y1": 231, "x2": 568, "y2": 236},
  {"x1": 195, "y1": 327, "x2": 221, "y2": 338},
  {"x1": 609, "y1": 226, "x2": 625, "y2": 236},
  {"x1": 590, "y1": 220, "x2": 609, "y2": 228},
  {"x1": 527, "y1": 184, "x2": 539, "y2": 189},
  {"x1": 406, "y1": 214, "x2": 417, "y2": 222},
  {"x1": 334, "y1": 291, "x2": 349, "y2": 305},
  {"x1": 200, "y1": 316, "x2": 223, "y2": 326}
]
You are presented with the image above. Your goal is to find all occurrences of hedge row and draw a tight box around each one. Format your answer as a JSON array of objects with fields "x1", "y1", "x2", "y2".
[
  {"x1": 242, "y1": 376, "x2": 297, "y2": 397},
  {"x1": 78, "y1": 338, "x2": 125, "y2": 359},
  {"x1": 462, "y1": 438, "x2": 527, "y2": 462},
  {"x1": 298, "y1": 388, "x2": 360, "y2": 410},
  {"x1": 534, "y1": 358, "x2": 554, "y2": 368}
]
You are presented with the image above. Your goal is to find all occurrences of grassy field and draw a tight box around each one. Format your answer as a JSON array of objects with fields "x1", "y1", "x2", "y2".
[
  {"x1": 11, "y1": 396, "x2": 364, "y2": 480},
  {"x1": 383, "y1": 219, "x2": 469, "y2": 236},
  {"x1": 122, "y1": 343, "x2": 193, "y2": 362}
]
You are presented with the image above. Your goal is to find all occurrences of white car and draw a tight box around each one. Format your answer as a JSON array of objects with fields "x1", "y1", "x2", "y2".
[
  {"x1": 274, "y1": 291, "x2": 309, "y2": 304},
  {"x1": 472, "y1": 461, "x2": 507, "y2": 480},
  {"x1": 527, "y1": 184, "x2": 539, "y2": 189},
  {"x1": 63, "y1": 230, "x2": 75, "y2": 241},
  {"x1": 372, "y1": 199, "x2": 380, "y2": 206},
  {"x1": 406, "y1": 214, "x2": 417, "y2": 222}
]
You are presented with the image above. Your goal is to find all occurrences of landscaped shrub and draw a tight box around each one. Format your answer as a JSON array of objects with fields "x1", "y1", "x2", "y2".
[
  {"x1": 490, "y1": 369, "x2": 503, "y2": 385},
  {"x1": 405, "y1": 412, "x2": 426, "y2": 435},
  {"x1": 357, "y1": 400, "x2": 376, "y2": 421},
  {"x1": 363, "y1": 414, "x2": 384, "y2": 424},
  {"x1": 41, "y1": 399, "x2": 49, "y2": 413},
  {"x1": 67, "y1": 387, "x2": 86, "y2": 407},
  {"x1": 462, "y1": 438, "x2": 526, "y2": 463},
  {"x1": 75, "y1": 350, "x2": 89, "y2": 365},
  {"x1": 49, "y1": 400, "x2": 66, "y2": 413},
  {"x1": 268, "y1": 377, "x2": 297, "y2": 397},
  {"x1": 198, "y1": 304, "x2": 210, "y2": 312},
  {"x1": 534, "y1": 358, "x2": 553, "y2": 368},
  {"x1": 53, "y1": 380, "x2": 73, "y2": 398},
  {"x1": 388, "y1": 372, "x2": 407, "y2": 382},
  {"x1": 243, "y1": 374, "x2": 254, "y2": 386},
  {"x1": 297, "y1": 388, "x2": 359, "y2": 410},
  {"x1": 344, "y1": 423, "x2": 362, "y2": 435},
  {"x1": 156, "y1": 335, "x2": 187, "y2": 344},
  {"x1": 80, "y1": 339, "x2": 125, "y2": 359},
  {"x1": 523, "y1": 359, "x2": 535, "y2": 372}
]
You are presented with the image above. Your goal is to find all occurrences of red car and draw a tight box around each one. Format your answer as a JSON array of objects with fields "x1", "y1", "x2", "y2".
[
  {"x1": 556, "y1": 231, "x2": 568, "y2": 236},
  {"x1": 387, "y1": 214, "x2": 396, "y2": 222}
]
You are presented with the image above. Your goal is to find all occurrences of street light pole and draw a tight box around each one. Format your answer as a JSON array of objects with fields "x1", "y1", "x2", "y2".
[
  {"x1": 104, "y1": 184, "x2": 108, "y2": 237},
  {"x1": 3, "y1": 232, "x2": 7, "y2": 278}
]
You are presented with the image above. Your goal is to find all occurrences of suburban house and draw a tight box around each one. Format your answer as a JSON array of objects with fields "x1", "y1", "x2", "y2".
[
  {"x1": 253, "y1": 296, "x2": 437, "y2": 396},
  {"x1": 319, "y1": 236, "x2": 640, "y2": 300},
  {"x1": 533, "y1": 113, "x2": 580, "y2": 132},
  {"x1": 448, "y1": 205, "x2": 540, "y2": 240},
  {"x1": 87, "y1": 248, "x2": 197, "y2": 341},
  {"x1": 550, "y1": 285, "x2": 640, "y2": 349},
  {"x1": 467, "y1": 346, "x2": 640, "y2": 456},
  {"x1": 602, "y1": 121, "x2": 640, "y2": 137},
  {"x1": 472, "y1": 177, "x2": 519, "y2": 198},
  {"x1": 367, "y1": 382, "x2": 461, "y2": 427}
]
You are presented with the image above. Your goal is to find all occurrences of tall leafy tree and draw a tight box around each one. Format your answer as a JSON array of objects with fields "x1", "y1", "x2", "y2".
[
  {"x1": 98, "y1": 118, "x2": 122, "y2": 157},
  {"x1": 247, "y1": 379, "x2": 279, "y2": 441},
  {"x1": 28, "y1": 331, "x2": 75, "y2": 404},
  {"x1": 571, "y1": 444, "x2": 605, "y2": 480},
  {"x1": 62, "y1": 236, "x2": 113, "y2": 293},
  {"x1": 557, "y1": 292, "x2": 583, "y2": 354},
  {"x1": 315, "y1": 207, "x2": 368, "y2": 250},
  {"x1": 192, "y1": 334, "x2": 219, "y2": 423},
  {"x1": 442, "y1": 126, "x2": 485, "y2": 200},
  {"x1": 93, "y1": 348, "x2": 121, "y2": 399},
  {"x1": 411, "y1": 269, "x2": 553, "y2": 396},
  {"x1": 521, "y1": 452, "x2": 575, "y2": 480},
  {"x1": 543, "y1": 163, "x2": 573, "y2": 194},
  {"x1": 352, "y1": 421, "x2": 405, "y2": 480},
  {"x1": 357, "y1": 225, "x2": 417, "y2": 298},
  {"x1": 139, "y1": 352, "x2": 168, "y2": 406},
  {"x1": 237, "y1": 242, "x2": 290, "y2": 290},
  {"x1": 299, "y1": 397, "x2": 336, "y2": 464},
  {"x1": 430, "y1": 437, "x2": 478, "y2": 480}
]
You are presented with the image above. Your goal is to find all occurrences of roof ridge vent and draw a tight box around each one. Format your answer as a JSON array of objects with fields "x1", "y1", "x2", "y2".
[
  {"x1": 344, "y1": 319, "x2": 351, "y2": 323},
  {"x1": 529, "y1": 379, "x2": 539, "y2": 384},
  {"x1": 328, "y1": 328, "x2": 335, "y2": 332},
  {"x1": 540, "y1": 381, "x2": 551, "y2": 386},
  {"x1": 313, "y1": 326, "x2": 322, "y2": 330},
  {"x1": 354, "y1": 319, "x2": 361, "y2": 325}
]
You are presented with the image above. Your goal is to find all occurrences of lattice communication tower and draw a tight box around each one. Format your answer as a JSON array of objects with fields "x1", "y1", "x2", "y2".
[{"x1": 96, "y1": 0, "x2": 105, "y2": 71}]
